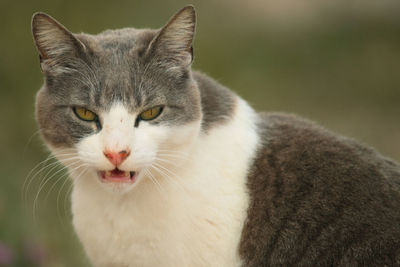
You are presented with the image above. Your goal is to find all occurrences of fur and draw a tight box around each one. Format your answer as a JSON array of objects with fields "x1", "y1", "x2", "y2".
[{"x1": 32, "y1": 5, "x2": 400, "y2": 267}]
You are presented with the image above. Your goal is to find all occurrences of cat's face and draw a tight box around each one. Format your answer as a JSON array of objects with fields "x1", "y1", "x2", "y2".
[{"x1": 32, "y1": 7, "x2": 201, "y2": 193}]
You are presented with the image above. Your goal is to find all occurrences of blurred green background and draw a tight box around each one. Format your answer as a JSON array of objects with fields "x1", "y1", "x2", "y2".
[{"x1": 1, "y1": 0, "x2": 400, "y2": 266}]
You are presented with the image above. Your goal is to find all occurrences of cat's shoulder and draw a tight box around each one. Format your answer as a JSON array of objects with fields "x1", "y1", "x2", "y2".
[
  {"x1": 255, "y1": 112, "x2": 384, "y2": 162},
  {"x1": 251, "y1": 111, "x2": 400, "y2": 189}
]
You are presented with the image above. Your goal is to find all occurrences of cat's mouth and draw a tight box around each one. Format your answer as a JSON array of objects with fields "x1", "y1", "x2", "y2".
[{"x1": 98, "y1": 168, "x2": 137, "y2": 183}]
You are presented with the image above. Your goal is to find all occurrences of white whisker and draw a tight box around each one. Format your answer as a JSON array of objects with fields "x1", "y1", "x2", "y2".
[
  {"x1": 37, "y1": 158, "x2": 82, "y2": 194},
  {"x1": 144, "y1": 168, "x2": 165, "y2": 196},
  {"x1": 43, "y1": 171, "x2": 70, "y2": 202},
  {"x1": 63, "y1": 182, "x2": 74, "y2": 220},
  {"x1": 154, "y1": 157, "x2": 183, "y2": 168},
  {"x1": 157, "y1": 152, "x2": 190, "y2": 161},
  {"x1": 56, "y1": 174, "x2": 71, "y2": 228},
  {"x1": 23, "y1": 153, "x2": 55, "y2": 203},
  {"x1": 57, "y1": 166, "x2": 88, "y2": 227},
  {"x1": 24, "y1": 158, "x2": 66, "y2": 205},
  {"x1": 32, "y1": 160, "x2": 84, "y2": 223},
  {"x1": 150, "y1": 163, "x2": 187, "y2": 194},
  {"x1": 43, "y1": 161, "x2": 88, "y2": 202}
]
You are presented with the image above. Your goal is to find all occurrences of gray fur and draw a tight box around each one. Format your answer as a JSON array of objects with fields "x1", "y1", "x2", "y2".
[
  {"x1": 192, "y1": 72, "x2": 237, "y2": 132},
  {"x1": 239, "y1": 113, "x2": 400, "y2": 265},
  {"x1": 32, "y1": 6, "x2": 234, "y2": 149}
]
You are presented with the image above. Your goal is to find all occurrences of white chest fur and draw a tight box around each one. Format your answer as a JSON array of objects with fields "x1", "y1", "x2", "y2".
[{"x1": 71, "y1": 99, "x2": 259, "y2": 267}]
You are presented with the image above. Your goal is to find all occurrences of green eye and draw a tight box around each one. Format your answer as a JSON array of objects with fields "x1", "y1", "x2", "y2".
[
  {"x1": 73, "y1": 107, "x2": 97, "y2": 121},
  {"x1": 139, "y1": 106, "x2": 162, "y2": 121}
]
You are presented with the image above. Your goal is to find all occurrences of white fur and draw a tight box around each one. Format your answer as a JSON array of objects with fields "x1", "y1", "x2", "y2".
[{"x1": 67, "y1": 98, "x2": 259, "y2": 266}]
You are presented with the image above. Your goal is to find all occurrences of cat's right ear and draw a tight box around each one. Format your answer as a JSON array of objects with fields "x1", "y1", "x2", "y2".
[
  {"x1": 31, "y1": 12, "x2": 86, "y2": 74},
  {"x1": 146, "y1": 6, "x2": 196, "y2": 68}
]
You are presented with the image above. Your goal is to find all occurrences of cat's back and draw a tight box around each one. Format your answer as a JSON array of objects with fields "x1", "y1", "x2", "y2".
[{"x1": 240, "y1": 113, "x2": 400, "y2": 266}]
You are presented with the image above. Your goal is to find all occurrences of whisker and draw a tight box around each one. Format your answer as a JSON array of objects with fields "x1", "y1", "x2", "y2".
[
  {"x1": 57, "y1": 167, "x2": 88, "y2": 227},
  {"x1": 36, "y1": 158, "x2": 82, "y2": 196},
  {"x1": 56, "y1": 172, "x2": 72, "y2": 228},
  {"x1": 157, "y1": 149, "x2": 190, "y2": 156},
  {"x1": 24, "y1": 158, "x2": 65, "y2": 205},
  {"x1": 154, "y1": 157, "x2": 183, "y2": 168},
  {"x1": 152, "y1": 162, "x2": 179, "y2": 179},
  {"x1": 32, "y1": 160, "x2": 83, "y2": 223},
  {"x1": 150, "y1": 163, "x2": 187, "y2": 194},
  {"x1": 22, "y1": 130, "x2": 41, "y2": 159},
  {"x1": 158, "y1": 148, "x2": 188, "y2": 154},
  {"x1": 23, "y1": 154, "x2": 55, "y2": 202},
  {"x1": 144, "y1": 168, "x2": 165, "y2": 196},
  {"x1": 43, "y1": 171, "x2": 69, "y2": 202},
  {"x1": 157, "y1": 152, "x2": 190, "y2": 161},
  {"x1": 23, "y1": 148, "x2": 90, "y2": 205},
  {"x1": 43, "y1": 161, "x2": 89, "y2": 202},
  {"x1": 63, "y1": 182, "x2": 74, "y2": 221}
]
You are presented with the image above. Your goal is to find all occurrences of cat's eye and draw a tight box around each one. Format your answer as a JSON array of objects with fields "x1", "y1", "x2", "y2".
[
  {"x1": 73, "y1": 107, "x2": 97, "y2": 121},
  {"x1": 139, "y1": 106, "x2": 163, "y2": 121}
]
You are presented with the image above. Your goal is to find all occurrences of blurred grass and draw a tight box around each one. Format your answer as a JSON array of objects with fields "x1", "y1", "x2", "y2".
[{"x1": 0, "y1": 0, "x2": 399, "y2": 266}]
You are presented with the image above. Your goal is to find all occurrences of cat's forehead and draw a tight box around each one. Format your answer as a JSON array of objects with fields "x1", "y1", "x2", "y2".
[
  {"x1": 79, "y1": 28, "x2": 156, "y2": 55},
  {"x1": 70, "y1": 29, "x2": 169, "y2": 111}
]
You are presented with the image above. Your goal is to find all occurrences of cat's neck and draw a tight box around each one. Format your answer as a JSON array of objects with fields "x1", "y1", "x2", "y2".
[{"x1": 192, "y1": 71, "x2": 238, "y2": 133}]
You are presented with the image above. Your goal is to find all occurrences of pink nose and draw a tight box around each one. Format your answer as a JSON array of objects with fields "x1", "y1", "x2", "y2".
[{"x1": 104, "y1": 149, "x2": 130, "y2": 166}]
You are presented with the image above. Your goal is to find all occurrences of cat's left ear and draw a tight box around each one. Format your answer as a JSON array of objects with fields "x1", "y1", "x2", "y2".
[{"x1": 147, "y1": 6, "x2": 196, "y2": 67}]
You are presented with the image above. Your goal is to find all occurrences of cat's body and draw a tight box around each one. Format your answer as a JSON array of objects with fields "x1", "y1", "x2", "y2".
[
  {"x1": 242, "y1": 113, "x2": 400, "y2": 265},
  {"x1": 32, "y1": 6, "x2": 400, "y2": 266}
]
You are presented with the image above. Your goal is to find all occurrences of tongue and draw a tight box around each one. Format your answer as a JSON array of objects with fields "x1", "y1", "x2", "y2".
[
  {"x1": 111, "y1": 169, "x2": 127, "y2": 177},
  {"x1": 100, "y1": 169, "x2": 135, "y2": 183}
]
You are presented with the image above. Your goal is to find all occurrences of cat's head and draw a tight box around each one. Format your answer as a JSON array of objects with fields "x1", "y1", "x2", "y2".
[{"x1": 32, "y1": 6, "x2": 201, "y2": 194}]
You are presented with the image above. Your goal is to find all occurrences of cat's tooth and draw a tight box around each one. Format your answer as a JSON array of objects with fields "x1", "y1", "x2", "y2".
[{"x1": 106, "y1": 170, "x2": 112, "y2": 177}]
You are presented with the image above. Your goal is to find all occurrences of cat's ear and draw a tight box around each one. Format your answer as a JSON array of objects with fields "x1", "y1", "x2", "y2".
[
  {"x1": 147, "y1": 6, "x2": 196, "y2": 67},
  {"x1": 31, "y1": 12, "x2": 86, "y2": 74}
]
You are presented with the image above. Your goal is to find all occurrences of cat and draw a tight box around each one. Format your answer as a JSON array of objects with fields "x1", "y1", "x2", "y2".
[{"x1": 31, "y1": 5, "x2": 400, "y2": 267}]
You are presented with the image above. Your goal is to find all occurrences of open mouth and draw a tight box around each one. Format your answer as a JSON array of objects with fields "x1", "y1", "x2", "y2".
[{"x1": 98, "y1": 168, "x2": 137, "y2": 183}]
